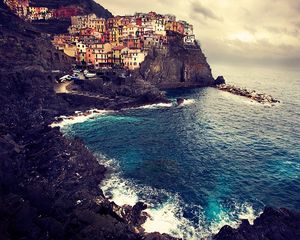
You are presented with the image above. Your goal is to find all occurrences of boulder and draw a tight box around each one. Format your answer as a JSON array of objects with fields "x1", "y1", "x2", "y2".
[{"x1": 215, "y1": 76, "x2": 226, "y2": 85}]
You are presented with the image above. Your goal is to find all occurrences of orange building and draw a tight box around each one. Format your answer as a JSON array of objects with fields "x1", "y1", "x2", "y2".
[
  {"x1": 85, "y1": 48, "x2": 95, "y2": 65},
  {"x1": 165, "y1": 21, "x2": 185, "y2": 35}
]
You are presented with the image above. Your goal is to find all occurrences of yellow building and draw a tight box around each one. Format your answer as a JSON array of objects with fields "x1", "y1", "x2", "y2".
[
  {"x1": 94, "y1": 43, "x2": 113, "y2": 66},
  {"x1": 121, "y1": 48, "x2": 146, "y2": 70},
  {"x1": 92, "y1": 18, "x2": 106, "y2": 33},
  {"x1": 112, "y1": 46, "x2": 125, "y2": 65},
  {"x1": 63, "y1": 44, "x2": 77, "y2": 58}
]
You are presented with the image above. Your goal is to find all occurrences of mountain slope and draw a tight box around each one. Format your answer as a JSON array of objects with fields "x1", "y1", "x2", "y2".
[
  {"x1": 29, "y1": 0, "x2": 113, "y2": 34},
  {"x1": 29, "y1": 0, "x2": 112, "y2": 18}
]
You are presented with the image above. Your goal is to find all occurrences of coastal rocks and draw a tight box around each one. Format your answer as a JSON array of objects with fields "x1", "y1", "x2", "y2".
[
  {"x1": 214, "y1": 207, "x2": 300, "y2": 240},
  {"x1": 119, "y1": 202, "x2": 149, "y2": 227},
  {"x1": 144, "y1": 232, "x2": 180, "y2": 240},
  {"x1": 215, "y1": 84, "x2": 280, "y2": 104},
  {"x1": 177, "y1": 98, "x2": 185, "y2": 105},
  {"x1": 138, "y1": 43, "x2": 215, "y2": 89},
  {"x1": 215, "y1": 76, "x2": 226, "y2": 85}
]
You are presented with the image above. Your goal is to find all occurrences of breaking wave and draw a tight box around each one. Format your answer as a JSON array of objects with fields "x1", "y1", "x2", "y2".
[
  {"x1": 135, "y1": 102, "x2": 173, "y2": 109},
  {"x1": 97, "y1": 154, "x2": 260, "y2": 239},
  {"x1": 50, "y1": 109, "x2": 113, "y2": 128}
]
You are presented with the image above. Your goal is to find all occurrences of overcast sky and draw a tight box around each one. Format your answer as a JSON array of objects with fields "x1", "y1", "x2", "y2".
[{"x1": 98, "y1": 0, "x2": 300, "y2": 68}]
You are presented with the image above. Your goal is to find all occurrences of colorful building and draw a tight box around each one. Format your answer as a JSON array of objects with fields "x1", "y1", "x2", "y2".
[
  {"x1": 121, "y1": 48, "x2": 146, "y2": 70},
  {"x1": 53, "y1": 11, "x2": 196, "y2": 70},
  {"x1": 52, "y1": 6, "x2": 83, "y2": 19}
]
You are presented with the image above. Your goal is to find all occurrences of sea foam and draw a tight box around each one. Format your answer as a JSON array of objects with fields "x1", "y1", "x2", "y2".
[
  {"x1": 56, "y1": 104, "x2": 261, "y2": 239},
  {"x1": 180, "y1": 99, "x2": 196, "y2": 106},
  {"x1": 50, "y1": 109, "x2": 113, "y2": 129},
  {"x1": 97, "y1": 154, "x2": 260, "y2": 239},
  {"x1": 136, "y1": 102, "x2": 173, "y2": 109}
]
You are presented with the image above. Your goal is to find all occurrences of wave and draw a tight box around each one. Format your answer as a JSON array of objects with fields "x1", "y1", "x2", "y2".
[
  {"x1": 135, "y1": 102, "x2": 173, "y2": 109},
  {"x1": 50, "y1": 99, "x2": 195, "y2": 129},
  {"x1": 97, "y1": 154, "x2": 260, "y2": 240},
  {"x1": 50, "y1": 109, "x2": 113, "y2": 128},
  {"x1": 180, "y1": 99, "x2": 196, "y2": 106}
]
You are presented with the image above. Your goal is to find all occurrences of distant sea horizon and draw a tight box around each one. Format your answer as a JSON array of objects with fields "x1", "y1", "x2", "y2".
[{"x1": 61, "y1": 64, "x2": 300, "y2": 239}]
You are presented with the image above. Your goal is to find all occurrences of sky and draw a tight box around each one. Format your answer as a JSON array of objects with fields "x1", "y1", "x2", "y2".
[{"x1": 97, "y1": 0, "x2": 300, "y2": 68}]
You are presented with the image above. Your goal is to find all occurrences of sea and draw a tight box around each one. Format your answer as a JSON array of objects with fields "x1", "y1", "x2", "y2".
[{"x1": 60, "y1": 64, "x2": 300, "y2": 239}]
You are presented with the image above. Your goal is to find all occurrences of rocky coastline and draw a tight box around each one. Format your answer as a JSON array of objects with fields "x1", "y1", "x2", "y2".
[
  {"x1": 215, "y1": 83, "x2": 280, "y2": 104},
  {"x1": 0, "y1": 1, "x2": 299, "y2": 240}
]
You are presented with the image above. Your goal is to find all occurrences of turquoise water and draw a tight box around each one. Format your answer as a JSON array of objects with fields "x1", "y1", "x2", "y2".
[{"x1": 63, "y1": 65, "x2": 300, "y2": 239}]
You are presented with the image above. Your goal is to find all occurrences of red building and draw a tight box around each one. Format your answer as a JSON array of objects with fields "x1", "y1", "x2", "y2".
[
  {"x1": 53, "y1": 6, "x2": 83, "y2": 19},
  {"x1": 123, "y1": 37, "x2": 143, "y2": 49},
  {"x1": 136, "y1": 17, "x2": 142, "y2": 26},
  {"x1": 80, "y1": 28, "x2": 95, "y2": 36}
]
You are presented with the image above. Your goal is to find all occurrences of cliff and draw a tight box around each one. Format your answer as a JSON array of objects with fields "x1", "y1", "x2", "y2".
[{"x1": 138, "y1": 42, "x2": 215, "y2": 89}]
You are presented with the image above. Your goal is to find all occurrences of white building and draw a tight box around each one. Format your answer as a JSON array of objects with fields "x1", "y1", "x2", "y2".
[{"x1": 76, "y1": 41, "x2": 87, "y2": 62}]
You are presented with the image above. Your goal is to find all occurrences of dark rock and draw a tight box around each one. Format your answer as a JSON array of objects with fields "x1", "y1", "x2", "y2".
[
  {"x1": 138, "y1": 44, "x2": 214, "y2": 89},
  {"x1": 145, "y1": 232, "x2": 180, "y2": 240},
  {"x1": 214, "y1": 207, "x2": 300, "y2": 240},
  {"x1": 215, "y1": 84, "x2": 280, "y2": 104},
  {"x1": 177, "y1": 98, "x2": 185, "y2": 105},
  {"x1": 215, "y1": 76, "x2": 226, "y2": 85}
]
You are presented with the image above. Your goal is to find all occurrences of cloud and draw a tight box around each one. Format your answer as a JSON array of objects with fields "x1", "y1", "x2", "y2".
[
  {"x1": 191, "y1": 1, "x2": 223, "y2": 22},
  {"x1": 264, "y1": 25, "x2": 299, "y2": 38}
]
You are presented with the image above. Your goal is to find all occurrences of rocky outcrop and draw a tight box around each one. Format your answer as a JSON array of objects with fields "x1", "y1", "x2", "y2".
[
  {"x1": 215, "y1": 76, "x2": 226, "y2": 85},
  {"x1": 216, "y1": 84, "x2": 280, "y2": 104},
  {"x1": 214, "y1": 207, "x2": 300, "y2": 240},
  {"x1": 138, "y1": 42, "x2": 215, "y2": 89}
]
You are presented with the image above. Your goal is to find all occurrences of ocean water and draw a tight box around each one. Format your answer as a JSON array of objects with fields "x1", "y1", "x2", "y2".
[{"x1": 62, "y1": 65, "x2": 300, "y2": 239}]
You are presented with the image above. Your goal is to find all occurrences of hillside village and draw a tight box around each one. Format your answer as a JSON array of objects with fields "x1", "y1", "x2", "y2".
[
  {"x1": 4, "y1": 0, "x2": 197, "y2": 71},
  {"x1": 4, "y1": 0, "x2": 83, "y2": 20},
  {"x1": 53, "y1": 13, "x2": 196, "y2": 70}
]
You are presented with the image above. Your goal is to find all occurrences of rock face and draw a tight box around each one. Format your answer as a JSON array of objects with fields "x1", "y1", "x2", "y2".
[
  {"x1": 138, "y1": 42, "x2": 215, "y2": 89},
  {"x1": 214, "y1": 207, "x2": 300, "y2": 240}
]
